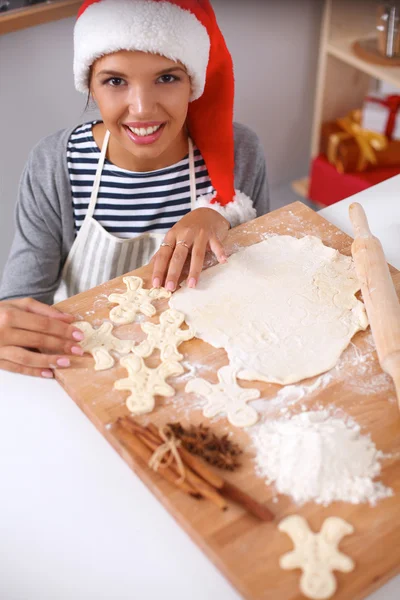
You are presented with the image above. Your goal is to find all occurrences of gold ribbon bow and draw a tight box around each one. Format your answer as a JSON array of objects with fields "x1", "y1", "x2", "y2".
[
  {"x1": 327, "y1": 110, "x2": 388, "y2": 173},
  {"x1": 148, "y1": 426, "x2": 186, "y2": 483}
]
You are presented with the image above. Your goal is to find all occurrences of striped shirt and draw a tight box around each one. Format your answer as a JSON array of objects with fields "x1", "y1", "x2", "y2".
[{"x1": 67, "y1": 122, "x2": 214, "y2": 239}]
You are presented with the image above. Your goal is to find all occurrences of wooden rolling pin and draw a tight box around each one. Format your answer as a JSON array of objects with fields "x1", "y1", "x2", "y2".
[{"x1": 349, "y1": 202, "x2": 400, "y2": 409}]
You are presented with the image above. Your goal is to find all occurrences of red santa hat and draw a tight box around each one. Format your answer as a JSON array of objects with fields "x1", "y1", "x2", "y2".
[{"x1": 74, "y1": 0, "x2": 255, "y2": 226}]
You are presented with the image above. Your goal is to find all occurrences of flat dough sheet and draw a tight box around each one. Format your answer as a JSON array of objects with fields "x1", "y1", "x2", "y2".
[{"x1": 169, "y1": 235, "x2": 368, "y2": 385}]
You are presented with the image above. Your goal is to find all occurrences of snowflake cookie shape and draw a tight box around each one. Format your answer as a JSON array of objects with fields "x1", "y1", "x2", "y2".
[
  {"x1": 135, "y1": 308, "x2": 195, "y2": 361},
  {"x1": 73, "y1": 321, "x2": 136, "y2": 370},
  {"x1": 278, "y1": 515, "x2": 355, "y2": 600},
  {"x1": 185, "y1": 364, "x2": 260, "y2": 427},
  {"x1": 114, "y1": 353, "x2": 184, "y2": 415},
  {"x1": 108, "y1": 276, "x2": 171, "y2": 325}
]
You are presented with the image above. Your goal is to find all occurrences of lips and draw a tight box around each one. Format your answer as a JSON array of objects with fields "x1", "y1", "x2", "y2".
[
  {"x1": 123, "y1": 122, "x2": 166, "y2": 146},
  {"x1": 126, "y1": 123, "x2": 163, "y2": 136}
]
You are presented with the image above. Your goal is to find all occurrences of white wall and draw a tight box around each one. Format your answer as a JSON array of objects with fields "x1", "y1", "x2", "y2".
[{"x1": 0, "y1": 0, "x2": 322, "y2": 277}]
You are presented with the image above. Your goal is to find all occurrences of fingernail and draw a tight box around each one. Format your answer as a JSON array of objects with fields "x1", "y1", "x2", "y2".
[
  {"x1": 153, "y1": 277, "x2": 160, "y2": 288},
  {"x1": 188, "y1": 278, "x2": 196, "y2": 288},
  {"x1": 166, "y1": 281, "x2": 175, "y2": 291},
  {"x1": 219, "y1": 255, "x2": 227, "y2": 263},
  {"x1": 57, "y1": 357, "x2": 70, "y2": 367},
  {"x1": 41, "y1": 370, "x2": 54, "y2": 379},
  {"x1": 72, "y1": 330, "x2": 84, "y2": 341},
  {"x1": 71, "y1": 346, "x2": 84, "y2": 356}
]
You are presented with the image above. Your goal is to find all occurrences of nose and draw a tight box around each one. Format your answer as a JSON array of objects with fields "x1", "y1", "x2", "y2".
[{"x1": 127, "y1": 83, "x2": 156, "y2": 117}]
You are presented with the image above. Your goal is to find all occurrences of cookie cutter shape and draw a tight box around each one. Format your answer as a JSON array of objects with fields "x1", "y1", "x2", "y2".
[
  {"x1": 135, "y1": 308, "x2": 195, "y2": 361},
  {"x1": 73, "y1": 321, "x2": 136, "y2": 370},
  {"x1": 114, "y1": 353, "x2": 184, "y2": 415},
  {"x1": 108, "y1": 276, "x2": 171, "y2": 325},
  {"x1": 278, "y1": 514, "x2": 355, "y2": 600},
  {"x1": 185, "y1": 364, "x2": 260, "y2": 427}
]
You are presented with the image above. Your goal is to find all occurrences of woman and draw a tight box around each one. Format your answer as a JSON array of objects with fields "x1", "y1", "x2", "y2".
[{"x1": 0, "y1": 0, "x2": 269, "y2": 378}]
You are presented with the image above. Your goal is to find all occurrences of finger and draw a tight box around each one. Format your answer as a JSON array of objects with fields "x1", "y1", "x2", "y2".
[
  {"x1": 165, "y1": 241, "x2": 193, "y2": 292},
  {"x1": 0, "y1": 346, "x2": 72, "y2": 370},
  {"x1": 15, "y1": 298, "x2": 74, "y2": 322},
  {"x1": 152, "y1": 243, "x2": 175, "y2": 288},
  {"x1": 209, "y1": 236, "x2": 227, "y2": 264},
  {"x1": 0, "y1": 306, "x2": 84, "y2": 343},
  {"x1": 4, "y1": 329, "x2": 84, "y2": 356},
  {"x1": 187, "y1": 237, "x2": 208, "y2": 288},
  {"x1": 0, "y1": 358, "x2": 54, "y2": 379}
]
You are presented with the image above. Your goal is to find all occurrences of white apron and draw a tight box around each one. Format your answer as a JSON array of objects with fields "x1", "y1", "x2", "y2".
[{"x1": 56, "y1": 130, "x2": 197, "y2": 301}]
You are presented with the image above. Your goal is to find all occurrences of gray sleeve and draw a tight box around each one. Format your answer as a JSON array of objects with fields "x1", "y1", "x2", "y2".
[
  {"x1": 233, "y1": 122, "x2": 270, "y2": 217},
  {"x1": 0, "y1": 146, "x2": 65, "y2": 304}
]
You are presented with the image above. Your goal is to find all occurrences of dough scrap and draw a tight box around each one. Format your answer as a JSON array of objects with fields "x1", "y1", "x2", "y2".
[
  {"x1": 135, "y1": 308, "x2": 195, "y2": 361},
  {"x1": 73, "y1": 321, "x2": 135, "y2": 370},
  {"x1": 185, "y1": 364, "x2": 260, "y2": 427},
  {"x1": 108, "y1": 276, "x2": 171, "y2": 325},
  {"x1": 114, "y1": 354, "x2": 184, "y2": 415},
  {"x1": 170, "y1": 235, "x2": 369, "y2": 385},
  {"x1": 278, "y1": 514, "x2": 355, "y2": 600}
]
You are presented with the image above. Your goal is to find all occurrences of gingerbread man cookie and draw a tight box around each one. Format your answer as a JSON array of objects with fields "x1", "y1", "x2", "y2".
[
  {"x1": 114, "y1": 353, "x2": 184, "y2": 415},
  {"x1": 185, "y1": 364, "x2": 260, "y2": 427},
  {"x1": 73, "y1": 321, "x2": 136, "y2": 370},
  {"x1": 108, "y1": 276, "x2": 170, "y2": 325},
  {"x1": 135, "y1": 308, "x2": 194, "y2": 361},
  {"x1": 278, "y1": 514, "x2": 355, "y2": 600}
]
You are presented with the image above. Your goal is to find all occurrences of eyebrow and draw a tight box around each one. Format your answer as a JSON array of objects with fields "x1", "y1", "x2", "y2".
[
  {"x1": 96, "y1": 66, "x2": 187, "y2": 78},
  {"x1": 96, "y1": 70, "x2": 127, "y2": 78},
  {"x1": 156, "y1": 66, "x2": 187, "y2": 75}
]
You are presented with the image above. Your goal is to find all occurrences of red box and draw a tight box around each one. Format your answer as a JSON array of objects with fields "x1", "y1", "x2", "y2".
[{"x1": 308, "y1": 154, "x2": 400, "y2": 206}]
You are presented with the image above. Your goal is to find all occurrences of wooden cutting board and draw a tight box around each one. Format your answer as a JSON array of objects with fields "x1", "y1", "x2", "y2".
[{"x1": 55, "y1": 201, "x2": 400, "y2": 600}]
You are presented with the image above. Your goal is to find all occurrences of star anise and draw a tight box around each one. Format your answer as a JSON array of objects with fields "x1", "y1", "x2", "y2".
[{"x1": 167, "y1": 422, "x2": 242, "y2": 471}]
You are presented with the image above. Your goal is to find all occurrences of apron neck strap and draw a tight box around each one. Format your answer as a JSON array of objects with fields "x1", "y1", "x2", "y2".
[
  {"x1": 188, "y1": 137, "x2": 197, "y2": 210},
  {"x1": 86, "y1": 129, "x2": 110, "y2": 220}
]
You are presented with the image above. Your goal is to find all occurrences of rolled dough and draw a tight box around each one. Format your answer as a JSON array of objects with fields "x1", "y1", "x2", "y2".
[{"x1": 170, "y1": 235, "x2": 368, "y2": 385}]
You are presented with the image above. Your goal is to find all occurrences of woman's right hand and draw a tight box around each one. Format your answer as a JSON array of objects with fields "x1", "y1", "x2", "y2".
[{"x1": 0, "y1": 298, "x2": 85, "y2": 379}]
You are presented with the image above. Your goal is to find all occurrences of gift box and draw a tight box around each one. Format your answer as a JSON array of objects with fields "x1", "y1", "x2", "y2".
[
  {"x1": 308, "y1": 154, "x2": 400, "y2": 207},
  {"x1": 362, "y1": 93, "x2": 400, "y2": 140},
  {"x1": 320, "y1": 110, "x2": 400, "y2": 173}
]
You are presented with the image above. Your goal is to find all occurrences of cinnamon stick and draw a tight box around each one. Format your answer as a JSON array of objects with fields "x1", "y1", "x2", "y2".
[
  {"x1": 147, "y1": 423, "x2": 223, "y2": 488},
  {"x1": 132, "y1": 419, "x2": 274, "y2": 522},
  {"x1": 121, "y1": 418, "x2": 227, "y2": 510},
  {"x1": 116, "y1": 419, "x2": 199, "y2": 498},
  {"x1": 220, "y1": 480, "x2": 274, "y2": 522}
]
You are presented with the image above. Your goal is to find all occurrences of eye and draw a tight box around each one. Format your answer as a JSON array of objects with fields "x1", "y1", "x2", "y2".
[
  {"x1": 104, "y1": 77, "x2": 125, "y2": 87},
  {"x1": 157, "y1": 74, "x2": 180, "y2": 84}
]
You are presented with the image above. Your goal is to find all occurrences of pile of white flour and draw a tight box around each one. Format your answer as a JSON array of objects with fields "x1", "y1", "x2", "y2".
[{"x1": 251, "y1": 410, "x2": 392, "y2": 506}]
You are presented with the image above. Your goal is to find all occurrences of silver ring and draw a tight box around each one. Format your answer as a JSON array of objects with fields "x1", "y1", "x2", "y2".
[
  {"x1": 176, "y1": 240, "x2": 191, "y2": 250},
  {"x1": 160, "y1": 242, "x2": 174, "y2": 249}
]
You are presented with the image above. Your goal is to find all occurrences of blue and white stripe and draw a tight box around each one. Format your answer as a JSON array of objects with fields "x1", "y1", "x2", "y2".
[{"x1": 67, "y1": 122, "x2": 213, "y2": 239}]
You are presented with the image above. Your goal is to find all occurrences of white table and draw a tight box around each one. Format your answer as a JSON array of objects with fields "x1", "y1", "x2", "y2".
[
  {"x1": 1, "y1": 177, "x2": 400, "y2": 600},
  {"x1": 319, "y1": 174, "x2": 400, "y2": 271}
]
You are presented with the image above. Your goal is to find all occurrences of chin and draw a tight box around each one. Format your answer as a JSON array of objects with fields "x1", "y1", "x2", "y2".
[{"x1": 130, "y1": 143, "x2": 167, "y2": 161}]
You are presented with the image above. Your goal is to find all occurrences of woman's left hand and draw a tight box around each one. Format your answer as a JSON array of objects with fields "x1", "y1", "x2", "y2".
[{"x1": 151, "y1": 208, "x2": 230, "y2": 291}]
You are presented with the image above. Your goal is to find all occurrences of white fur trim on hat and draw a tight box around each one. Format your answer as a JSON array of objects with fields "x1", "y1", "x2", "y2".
[
  {"x1": 196, "y1": 190, "x2": 257, "y2": 229},
  {"x1": 74, "y1": 0, "x2": 210, "y2": 101}
]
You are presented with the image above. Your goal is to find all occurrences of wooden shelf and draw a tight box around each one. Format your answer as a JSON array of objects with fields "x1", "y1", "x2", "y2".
[
  {"x1": 291, "y1": 177, "x2": 309, "y2": 199},
  {"x1": 327, "y1": 35, "x2": 400, "y2": 89},
  {"x1": 0, "y1": 0, "x2": 81, "y2": 35}
]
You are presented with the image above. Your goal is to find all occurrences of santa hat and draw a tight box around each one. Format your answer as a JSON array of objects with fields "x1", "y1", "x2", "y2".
[{"x1": 74, "y1": 0, "x2": 256, "y2": 227}]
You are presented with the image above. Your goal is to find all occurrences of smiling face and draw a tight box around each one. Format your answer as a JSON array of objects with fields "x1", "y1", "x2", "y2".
[{"x1": 90, "y1": 50, "x2": 192, "y2": 171}]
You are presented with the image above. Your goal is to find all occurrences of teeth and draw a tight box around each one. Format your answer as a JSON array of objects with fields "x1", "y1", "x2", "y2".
[{"x1": 127, "y1": 124, "x2": 162, "y2": 136}]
